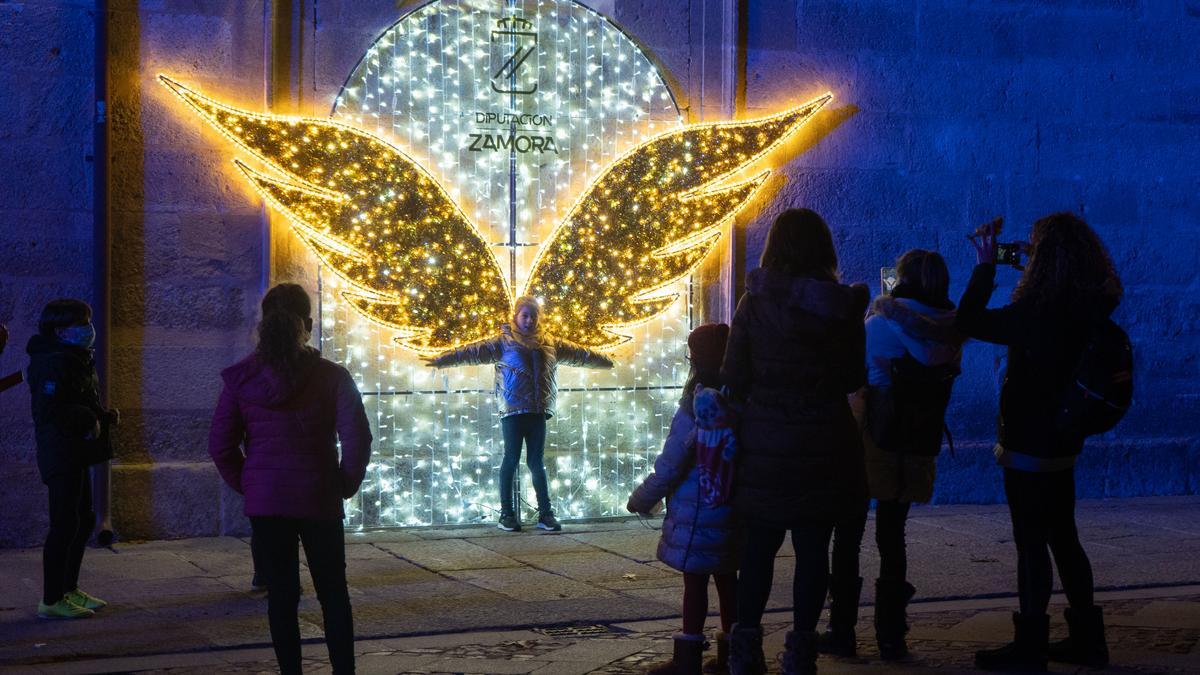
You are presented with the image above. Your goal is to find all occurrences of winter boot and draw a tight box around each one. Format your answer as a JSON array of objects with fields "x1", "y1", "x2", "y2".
[
  {"x1": 974, "y1": 612, "x2": 1049, "y2": 671},
  {"x1": 646, "y1": 633, "x2": 706, "y2": 675},
  {"x1": 727, "y1": 623, "x2": 766, "y2": 675},
  {"x1": 702, "y1": 631, "x2": 729, "y2": 674},
  {"x1": 779, "y1": 630, "x2": 818, "y2": 675},
  {"x1": 817, "y1": 575, "x2": 862, "y2": 657},
  {"x1": 874, "y1": 579, "x2": 915, "y2": 660},
  {"x1": 1048, "y1": 605, "x2": 1109, "y2": 667}
]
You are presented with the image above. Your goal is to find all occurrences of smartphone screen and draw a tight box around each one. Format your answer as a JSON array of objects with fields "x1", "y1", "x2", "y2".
[
  {"x1": 996, "y1": 243, "x2": 1022, "y2": 267},
  {"x1": 880, "y1": 267, "x2": 898, "y2": 295}
]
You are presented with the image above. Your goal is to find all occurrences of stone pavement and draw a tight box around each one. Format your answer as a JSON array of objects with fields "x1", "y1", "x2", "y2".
[
  {"x1": 13, "y1": 586, "x2": 1200, "y2": 674},
  {"x1": 1, "y1": 497, "x2": 1198, "y2": 672}
]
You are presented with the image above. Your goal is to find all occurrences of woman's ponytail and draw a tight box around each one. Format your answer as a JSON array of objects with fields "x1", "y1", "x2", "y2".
[{"x1": 256, "y1": 283, "x2": 313, "y2": 380}]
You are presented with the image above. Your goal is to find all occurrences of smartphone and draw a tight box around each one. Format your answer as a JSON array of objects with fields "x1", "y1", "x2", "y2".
[
  {"x1": 880, "y1": 267, "x2": 899, "y2": 295},
  {"x1": 996, "y1": 243, "x2": 1023, "y2": 268}
]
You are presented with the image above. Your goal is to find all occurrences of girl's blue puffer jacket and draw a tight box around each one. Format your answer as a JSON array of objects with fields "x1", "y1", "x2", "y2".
[{"x1": 629, "y1": 404, "x2": 740, "y2": 574}]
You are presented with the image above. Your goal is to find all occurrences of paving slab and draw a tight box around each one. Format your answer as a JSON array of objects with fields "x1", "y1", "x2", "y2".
[
  {"x1": 445, "y1": 566, "x2": 614, "y2": 602},
  {"x1": 564, "y1": 529, "x2": 662, "y2": 562},
  {"x1": 471, "y1": 531, "x2": 598, "y2": 557},
  {"x1": 522, "y1": 551, "x2": 678, "y2": 590},
  {"x1": 1126, "y1": 600, "x2": 1200, "y2": 628},
  {"x1": 376, "y1": 538, "x2": 523, "y2": 571},
  {"x1": 347, "y1": 529, "x2": 423, "y2": 544},
  {"x1": 83, "y1": 547, "x2": 208, "y2": 581}
]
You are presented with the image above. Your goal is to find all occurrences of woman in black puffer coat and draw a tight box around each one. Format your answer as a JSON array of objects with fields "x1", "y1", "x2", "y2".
[{"x1": 721, "y1": 209, "x2": 869, "y2": 675}]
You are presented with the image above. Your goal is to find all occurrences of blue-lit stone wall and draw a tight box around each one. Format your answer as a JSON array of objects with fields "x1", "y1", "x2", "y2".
[
  {"x1": 0, "y1": 0, "x2": 1196, "y2": 546},
  {"x1": 724, "y1": 0, "x2": 1200, "y2": 502}
]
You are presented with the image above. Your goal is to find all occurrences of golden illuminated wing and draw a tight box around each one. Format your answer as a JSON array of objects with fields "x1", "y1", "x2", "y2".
[
  {"x1": 523, "y1": 95, "x2": 832, "y2": 349},
  {"x1": 158, "y1": 75, "x2": 511, "y2": 354}
]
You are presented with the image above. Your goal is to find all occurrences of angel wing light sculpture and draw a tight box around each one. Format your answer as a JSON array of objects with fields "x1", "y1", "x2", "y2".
[{"x1": 160, "y1": 75, "x2": 830, "y2": 354}]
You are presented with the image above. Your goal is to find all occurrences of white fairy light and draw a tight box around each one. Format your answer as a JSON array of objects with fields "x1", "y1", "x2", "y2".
[{"x1": 325, "y1": 0, "x2": 686, "y2": 528}]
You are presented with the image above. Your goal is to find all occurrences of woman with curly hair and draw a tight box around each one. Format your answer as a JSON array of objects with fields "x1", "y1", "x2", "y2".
[{"x1": 959, "y1": 213, "x2": 1122, "y2": 672}]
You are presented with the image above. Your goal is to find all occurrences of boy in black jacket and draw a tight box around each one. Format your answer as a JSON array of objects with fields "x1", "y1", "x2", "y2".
[{"x1": 27, "y1": 299, "x2": 118, "y2": 619}]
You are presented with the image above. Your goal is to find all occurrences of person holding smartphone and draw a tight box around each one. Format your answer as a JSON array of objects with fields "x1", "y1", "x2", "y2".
[{"x1": 960, "y1": 214, "x2": 1122, "y2": 671}]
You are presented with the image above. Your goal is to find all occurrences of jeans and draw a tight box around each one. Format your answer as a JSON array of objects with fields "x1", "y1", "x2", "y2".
[
  {"x1": 1004, "y1": 467, "x2": 1095, "y2": 615},
  {"x1": 737, "y1": 521, "x2": 834, "y2": 631},
  {"x1": 43, "y1": 468, "x2": 95, "y2": 604},
  {"x1": 500, "y1": 413, "x2": 550, "y2": 513},
  {"x1": 251, "y1": 517, "x2": 355, "y2": 675},
  {"x1": 875, "y1": 500, "x2": 912, "y2": 583}
]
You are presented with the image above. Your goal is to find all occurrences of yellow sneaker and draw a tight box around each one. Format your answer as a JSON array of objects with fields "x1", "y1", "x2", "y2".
[
  {"x1": 37, "y1": 597, "x2": 94, "y2": 619},
  {"x1": 66, "y1": 588, "x2": 108, "y2": 610}
]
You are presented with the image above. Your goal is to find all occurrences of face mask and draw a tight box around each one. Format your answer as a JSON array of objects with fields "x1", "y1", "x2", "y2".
[{"x1": 59, "y1": 323, "x2": 96, "y2": 349}]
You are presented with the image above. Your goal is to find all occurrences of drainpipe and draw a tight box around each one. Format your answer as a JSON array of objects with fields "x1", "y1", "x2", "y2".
[
  {"x1": 728, "y1": 0, "x2": 747, "y2": 314},
  {"x1": 93, "y1": 0, "x2": 115, "y2": 547}
]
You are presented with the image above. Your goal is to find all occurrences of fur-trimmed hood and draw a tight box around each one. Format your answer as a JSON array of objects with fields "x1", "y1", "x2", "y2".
[{"x1": 868, "y1": 295, "x2": 963, "y2": 367}]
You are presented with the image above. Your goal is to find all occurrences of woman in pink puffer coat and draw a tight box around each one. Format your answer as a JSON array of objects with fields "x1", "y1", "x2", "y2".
[{"x1": 209, "y1": 283, "x2": 371, "y2": 675}]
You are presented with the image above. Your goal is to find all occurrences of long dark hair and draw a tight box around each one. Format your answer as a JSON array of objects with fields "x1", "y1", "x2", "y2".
[
  {"x1": 759, "y1": 208, "x2": 839, "y2": 281},
  {"x1": 892, "y1": 249, "x2": 953, "y2": 309},
  {"x1": 680, "y1": 368, "x2": 721, "y2": 410},
  {"x1": 257, "y1": 283, "x2": 313, "y2": 378},
  {"x1": 1012, "y1": 212, "x2": 1123, "y2": 311}
]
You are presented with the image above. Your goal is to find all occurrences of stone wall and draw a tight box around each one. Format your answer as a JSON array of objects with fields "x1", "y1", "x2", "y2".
[
  {"x1": 0, "y1": 0, "x2": 1196, "y2": 546},
  {"x1": 0, "y1": 0, "x2": 98, "y2": 547},
  {"x1": 733, "y1": 0, "x2": 1200, "y2": 503}
]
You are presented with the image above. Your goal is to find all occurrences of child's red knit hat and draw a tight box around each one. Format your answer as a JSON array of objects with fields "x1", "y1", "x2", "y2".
[{"x1": 687, "y1": 323, "x2": 730, "y2": 374}]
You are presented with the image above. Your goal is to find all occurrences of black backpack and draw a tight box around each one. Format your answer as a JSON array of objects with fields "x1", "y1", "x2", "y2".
[
  {"x1": 868, "y1": 355, "x2": 960, "y2": 457},
  {"x1": 1054, "y1": 318, "x2": 1133, "y2": 437}
]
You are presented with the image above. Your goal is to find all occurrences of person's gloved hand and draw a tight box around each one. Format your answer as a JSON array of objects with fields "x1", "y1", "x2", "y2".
[{"x1": 626, "y1": 495, "x2": 656, "y2": 515}]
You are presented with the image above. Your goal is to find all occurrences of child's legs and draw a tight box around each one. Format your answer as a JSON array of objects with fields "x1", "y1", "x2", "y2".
[
  {"x1": 521, "y1": 416, "x2": 550, "y2": 511},
  {"x1": 42, "y1": 468, "x2": 89, "y2": 604},
  {"x1": 714, "y1": 571, "x2": 738, "y2": 632},
  {"x1": 681, "y1": 572, "x2": 710, "y2": 634},
  {"x1": 63, "y1": 468, "x2": 95, "y2": 593},
  {"x1": 499, "y1": 416, "x2": 525, "y2": 514}
]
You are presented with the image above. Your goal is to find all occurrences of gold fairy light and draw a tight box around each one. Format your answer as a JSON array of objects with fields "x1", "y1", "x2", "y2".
[
  {"x1": 160, "y1": 73, "x2": 830, "y2": 354},
  {"x1": 159, "y1": 75, "x2": 512, "y2": 355},
  {"x1": 524, "y1": 97, "x2": 831, "y2": 348}
]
